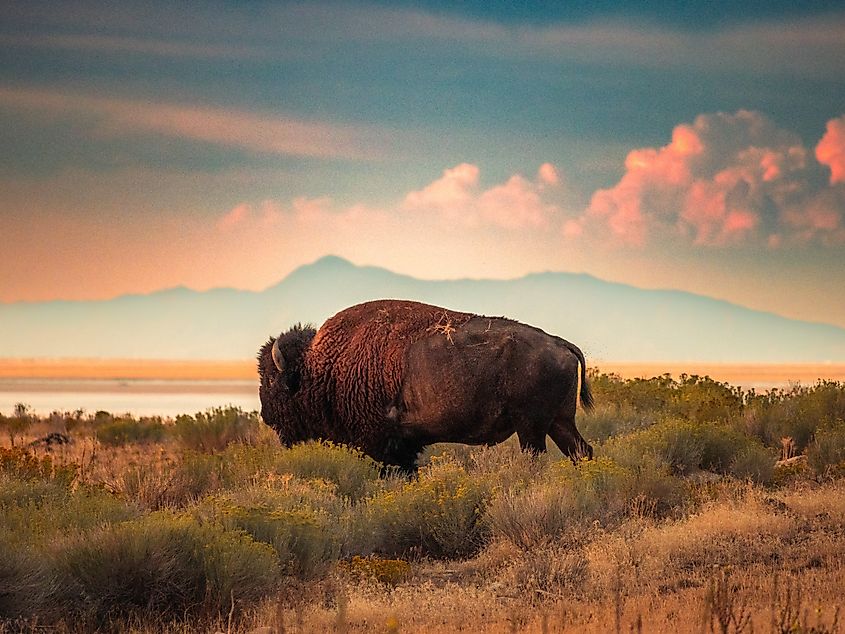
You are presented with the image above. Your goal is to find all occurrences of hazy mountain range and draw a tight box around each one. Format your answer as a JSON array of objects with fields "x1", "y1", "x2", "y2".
[{"x1": 2, "y1": 255, "x2": 844, "y2": 362}]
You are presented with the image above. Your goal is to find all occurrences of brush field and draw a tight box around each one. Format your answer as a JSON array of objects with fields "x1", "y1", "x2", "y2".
[{"x1": 1, "y1": 372, "x2": 844, "y2": 633}]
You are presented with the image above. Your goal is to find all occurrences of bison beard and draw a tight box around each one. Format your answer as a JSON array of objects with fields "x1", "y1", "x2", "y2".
[{"x1": 258, "y1": 300, "x2": 594, "y2": 472}]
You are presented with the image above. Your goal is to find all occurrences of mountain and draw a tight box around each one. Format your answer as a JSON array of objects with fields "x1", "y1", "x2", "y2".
[{"x1": 2, "y1": 255, "x2": 845, "y2": 362}]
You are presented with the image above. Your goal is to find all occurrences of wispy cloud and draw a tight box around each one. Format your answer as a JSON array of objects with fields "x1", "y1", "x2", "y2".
[
  {"x1": 0, "y1": 86, "x2": 395, "y2": 160},
  {"x1": 6, "y1": 2, "x2": 844, "y2": 77},
  {"x1": 271, "y1": 6, "x2": 845, "y2": 78},
  {"x1": 0, "y1": 33, "x2": 266, "y2": 60}
]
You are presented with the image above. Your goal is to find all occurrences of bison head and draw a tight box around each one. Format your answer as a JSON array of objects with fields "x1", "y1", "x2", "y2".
[
  {"x1": 258, "y1": 324, "x2": 316, "y2": 444},
  {"x1": 269, "y1": 323, "x2": 315, "y2": 392}
]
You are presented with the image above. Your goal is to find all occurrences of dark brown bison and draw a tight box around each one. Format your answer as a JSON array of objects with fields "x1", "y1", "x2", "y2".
[{"x1": 258, "y1": 299, "x2": 593, "y2": 471}]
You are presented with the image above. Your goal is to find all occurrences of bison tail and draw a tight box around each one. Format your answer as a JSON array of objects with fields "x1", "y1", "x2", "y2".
[{"x1": 563, "y1": 340, "x2": 594, "y2": 412}]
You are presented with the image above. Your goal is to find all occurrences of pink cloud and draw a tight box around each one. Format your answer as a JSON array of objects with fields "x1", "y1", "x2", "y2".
[
  {"x1": 538, "y1": 162, "x2": 560, "y2": 186},
  {"x1": 478, "y1": 175, "x2": 552, "y2": 228},
  {"x1": 816, "y1": 115, "x2": 845, "y2": 185},
  {"x1": 217, "y1": 203, "x2": 251, "y2": 231},
  {"x1": 403, "y1": 163, "x2": 561, "y2": 228},
  {"x1": 402, "y1": 163, "x2": 480, "y2": 217},
  {"x1": 574, "y1": 110, "x2": 843, "y2": 247}
]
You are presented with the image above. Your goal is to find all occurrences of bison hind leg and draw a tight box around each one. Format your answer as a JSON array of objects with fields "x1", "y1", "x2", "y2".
[{"x1": 549, "y1": 417, "x2": 593, "y2": 463}]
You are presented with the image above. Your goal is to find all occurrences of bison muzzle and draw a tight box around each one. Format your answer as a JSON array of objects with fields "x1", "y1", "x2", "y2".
[{"x1": 258, "y1": 300, "x2": 594, "y2": 471}]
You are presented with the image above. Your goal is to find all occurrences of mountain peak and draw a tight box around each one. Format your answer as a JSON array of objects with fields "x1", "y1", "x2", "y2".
[
  {"x1": 267, "y1": 255, "x2": 363, "y2": 292},
  {"x1": 305, "y1": 255, "x2": 356, "y2": 271}
]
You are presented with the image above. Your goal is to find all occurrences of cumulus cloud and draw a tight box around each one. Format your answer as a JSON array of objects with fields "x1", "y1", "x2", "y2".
[
  {"x1": 402, "y1": 163, "x2": 562, "y2": 228},
  {"x1": 817, "y1": 115, "x2": 845, "y2": 185},
  {"x1": 402, "y1": 163, "x2": 480, "y2": 219},
  {"x1": 570, "y1": 110, "x2": 845, "y2": 247},
  {"x1": 222, "y1": 162, "x2": 564, "y2": 234}
]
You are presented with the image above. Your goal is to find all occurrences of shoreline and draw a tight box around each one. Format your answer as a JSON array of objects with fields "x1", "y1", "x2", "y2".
[{"x1": 0, "y1": 358, "x2": 844, "y2": 386}]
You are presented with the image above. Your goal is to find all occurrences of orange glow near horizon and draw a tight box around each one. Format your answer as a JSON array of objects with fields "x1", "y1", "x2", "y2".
[{"x1": 2, "y1": 358, "x2": 844, "y2": 386}]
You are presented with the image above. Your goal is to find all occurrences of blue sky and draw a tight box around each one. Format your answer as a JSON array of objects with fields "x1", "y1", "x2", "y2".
[{"x1": 1, "y1": 1, "x2": 844, "y2": 329}]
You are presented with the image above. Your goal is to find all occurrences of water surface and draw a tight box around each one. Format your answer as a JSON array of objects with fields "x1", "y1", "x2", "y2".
[{"x1": 0, "y1": 379, "x2": 258, "y2": 418}]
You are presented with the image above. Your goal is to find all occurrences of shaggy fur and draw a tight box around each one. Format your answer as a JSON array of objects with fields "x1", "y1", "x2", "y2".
[{"x1": 258, "y1": 299, "x2": 594, "y2": 471}]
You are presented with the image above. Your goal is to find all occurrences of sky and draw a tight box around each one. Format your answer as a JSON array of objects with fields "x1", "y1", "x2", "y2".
[{"x1": 1, "y1": 0, "x2": 845, "y2": 329}]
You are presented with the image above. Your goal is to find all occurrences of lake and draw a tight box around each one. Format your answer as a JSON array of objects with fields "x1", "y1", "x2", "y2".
[
  {"x1": 0, "y1": 379, "x2": 259, "y2": 418},
  {"x1": 2, "y1": 360, "x2": 843, "y2": 418}
]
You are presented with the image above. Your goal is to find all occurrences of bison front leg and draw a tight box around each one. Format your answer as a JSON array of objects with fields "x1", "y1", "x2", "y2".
[
  {"x1": 380, "y1": 436, "x2": 425, "y2": 475},
  {"x1": 516, "y1": 427, "x2": 547, "y2": 456}
]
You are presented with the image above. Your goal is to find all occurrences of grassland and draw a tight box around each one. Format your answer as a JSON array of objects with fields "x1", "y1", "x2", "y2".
[{"x1": 1, "y1": 372, "x2": 844, "y2": 633}]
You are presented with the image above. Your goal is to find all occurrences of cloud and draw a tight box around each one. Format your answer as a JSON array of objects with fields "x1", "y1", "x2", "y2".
[
  {"x1": 402, "y1": 163, "x2": 480, "y2": 218},
  {"x1": 817, "y1": 115, "x2": 845, "y2": 185},
  {"x1": 570, "y1": 110, "x2": 845, "y2": 247},
  {"x1": 216, "y1": 203, "x2": 250, "y2": 231},
  {"x1": 538, "y1": 162, "x2": 560, "y2": 186},
  {"x1": 0, "y1": 33, "x2": 264, "y2": 60},
  {"x1": 9, "y1": 2, "x2": 843, "y2": 79},
  {"x1": 0, "y1": 86, "x2": 394, "y2": 160},
  {"x1": 402, "y1": 163, "x2": 561, "y2": 228}
]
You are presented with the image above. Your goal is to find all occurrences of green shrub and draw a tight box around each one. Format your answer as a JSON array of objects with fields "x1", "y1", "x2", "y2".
[
  {"x1": 604, "y1": 418, "x2": 774, "y2": 483},
  {"x1": 173, "y1": 406, "x2": 260, "y2": 452},
  {"x1": 605, "y1": 419, "x2": 704, "y2": 475},
  {"x1": 51, "y1": 512, "x2": 280, "y2": 627},
  {"x1": 95, "y1": 417, "x2": 166, "y2": 446},
  {"x1": 199, "y1": 482, "x2": 345, "y2": 578},
  {"x1": 671, "y1": 374, "x2": 744, "y2": 423},
  {"x1": 744, "y1": 381, "x2": 845, "y2": 451},
  {"x1": 579, "y1": 402, "x2": 656, "y2": 443},
  {"x1": 0, "y1": 539, "x2": 51, "y2": 620},
  {"x1": 0, "y1": 474, "x2": 135, "y2": 545},
  {"x1": 485, "y1": 456, "x2": 684, "y2": 548},
  {"x1": 0, "y1": 449, "x2": 129, "y2": 546},
  {"x1": 364, "y1": 457, "x2": 490, "y2": 559},
  {"x1": 729, "y1": 442, "x2": 777, "y2": 484},
  {"x1": 806, "y1": 420, "x2": 845, "y2": 478},
  {"x1": 214, "y1": 441, "x2": 385, "y2": 501},
  {"x1": 255, "y1": 441, "x2": 382, "y2": 500},
  {"x1": 465, "y1": 440, "x2": 548, "y2": 492},
  {"x1": 589, "y1": 372, "x2": 742, "y2": 424}
]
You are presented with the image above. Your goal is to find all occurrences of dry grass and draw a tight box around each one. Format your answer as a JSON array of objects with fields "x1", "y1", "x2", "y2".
[
  {"x1": 240, "y1": 561, "x2": 844, "y2": 633},
  {"x1": 3, "y1": 377, "x2": 845, "y2": 633}
]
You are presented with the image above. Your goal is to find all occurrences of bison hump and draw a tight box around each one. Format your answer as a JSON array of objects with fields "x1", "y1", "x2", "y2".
[{"x1": 308, "y1": 300, "x2": 476, "y2": 439}]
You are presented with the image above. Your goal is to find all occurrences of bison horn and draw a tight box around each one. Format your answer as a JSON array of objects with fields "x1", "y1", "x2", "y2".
[{"x1": 272, "y1": 338, "x2": 285, "y2": 372}]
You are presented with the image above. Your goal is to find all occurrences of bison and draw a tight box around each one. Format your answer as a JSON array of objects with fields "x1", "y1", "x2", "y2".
[{"x1": 258, "y1": 299, "x2": 593, "y2": 471}]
